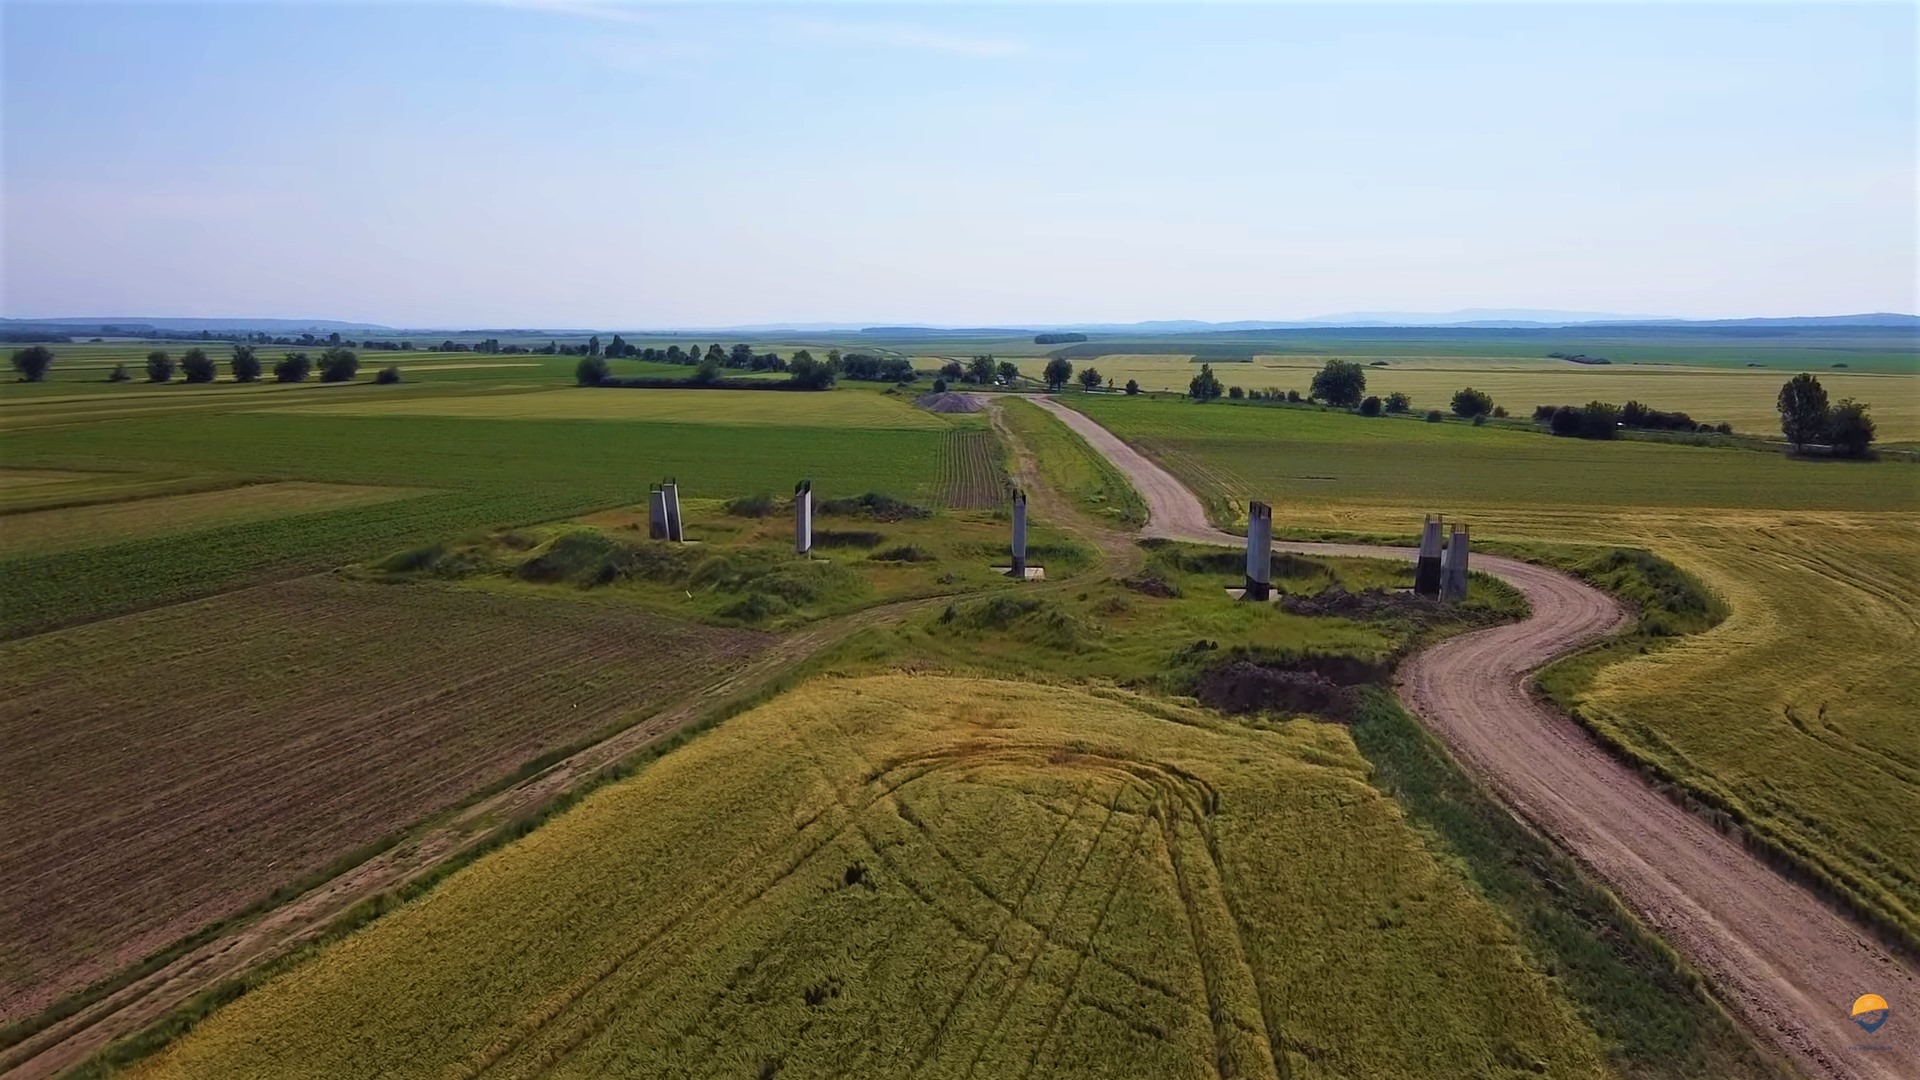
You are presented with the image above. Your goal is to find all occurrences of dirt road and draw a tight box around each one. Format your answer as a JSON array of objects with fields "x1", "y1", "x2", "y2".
[{"x1": 1029, "y1": 396, "x2": 1919, "y2": 1080}]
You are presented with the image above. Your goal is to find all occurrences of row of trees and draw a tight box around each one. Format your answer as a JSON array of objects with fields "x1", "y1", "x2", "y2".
[
  {"x1": 123, "y1": 346, "x2": 365, "y2": 384},
  {"x1": 938, "y1": 355, "x2": 1022, "y2": 386}
]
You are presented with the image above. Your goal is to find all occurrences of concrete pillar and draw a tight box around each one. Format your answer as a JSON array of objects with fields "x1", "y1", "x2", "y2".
[
  {"x1": 647, "y1": 485, "x2": 668, "y2": 540},
  {"x1": 662, "y1": 480, "x2": 684, "y2": 542},
  {"x1": 795, "y1": 480, "x2": 813, "y2": 555},
  {"x1": 1009, "y1": 489, "x2": 1028, "y2": 576},
  {"x1": 1243, "y1": 501, "x2": 1274, "y2": 600},
  {"x1": 1444, "y1": 525, "x2": 1470, "y2": 600},
  {"x1": 1414, "y1": 514, "x2": 1444, "y2": 597}
]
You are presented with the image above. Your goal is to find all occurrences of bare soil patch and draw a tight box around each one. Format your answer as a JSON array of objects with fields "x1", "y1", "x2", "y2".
[{"x1": 0, "y1": 576, "x2": 768, "y2": 1025}]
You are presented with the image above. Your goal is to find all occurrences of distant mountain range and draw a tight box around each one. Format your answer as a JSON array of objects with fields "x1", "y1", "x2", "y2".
[{"x1": 3, "y1": 312, "x2": 1914, "y2": 338}]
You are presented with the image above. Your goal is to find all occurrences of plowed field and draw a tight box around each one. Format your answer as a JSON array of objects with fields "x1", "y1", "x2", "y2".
[{"x1": 0, "y1": 576, "x2": 769, "y2": 1024}]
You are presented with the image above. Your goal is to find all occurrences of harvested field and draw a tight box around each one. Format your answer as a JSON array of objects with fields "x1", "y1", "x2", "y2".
[
  {"x1": 0, "y1": 481, "x2": 413, "y2": 558},
  {"x1": 131, "y1": 676, "x2": 1613, "y2": 1080},
  {"x1": 934, "y1": 428, "x2": 1003, "y2": 509},
  {"x1": 0, "y1": 575, "x2": 770, "y2": 1024}
]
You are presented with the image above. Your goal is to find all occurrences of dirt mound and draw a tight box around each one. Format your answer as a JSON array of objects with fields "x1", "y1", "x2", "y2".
[
  {"x1": 1280, "y1": 585, "x2": 1439, "y2": 620},
  {"x1": 916, "y1": 391, "x2": 984, "y2": 413},
  {"x1": 1194, "y1": 661, "x2": 1357, "y2": 721}
]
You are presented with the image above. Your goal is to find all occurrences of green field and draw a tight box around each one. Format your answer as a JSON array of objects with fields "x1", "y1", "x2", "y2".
[{"x1": 1067, "y1": 394, "x2": 1920, "y2": 946}]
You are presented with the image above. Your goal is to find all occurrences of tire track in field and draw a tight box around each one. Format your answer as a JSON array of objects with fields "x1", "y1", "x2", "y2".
[{"x1": 1026, "y1": 394, "x2": 1920, "y2": 1080}]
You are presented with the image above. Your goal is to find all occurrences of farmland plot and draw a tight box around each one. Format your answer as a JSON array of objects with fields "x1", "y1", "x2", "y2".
[
  {"x1": 132, "y1": 676, "x2": 1613, "y2": 1080},
  {"x1": 0, "y1": 576, "x2": 769, "y2": 1023},
  {"x1": 934, "y1": 428, "x2": 1005, "y2": 509}
]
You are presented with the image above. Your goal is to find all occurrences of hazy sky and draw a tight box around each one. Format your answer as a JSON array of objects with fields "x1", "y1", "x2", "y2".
[{"x1": 3, "y1": 1, "x2": 1915, "y2": 327}]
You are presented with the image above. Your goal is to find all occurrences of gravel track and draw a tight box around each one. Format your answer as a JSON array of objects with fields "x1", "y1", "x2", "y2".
[{"x1": 1029, "y1": 395, "x2": 1919, "y2": 1080}]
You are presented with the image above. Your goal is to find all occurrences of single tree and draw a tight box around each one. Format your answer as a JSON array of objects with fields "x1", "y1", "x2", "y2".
[
  {"x1": 996, "y1": 360, "x2": 1020, "y2": 385},
  {"x1": 1358, "y1": 395, "x2": 1383, "y2": 416},
  {"x1": 10, "y1": 345, "x2": 53, "y2": 381},
  {"x1": 1124, "y1": 378, "x2": 1140, "y2": 395},
  {"x1": 1187, "y1": 362, "x2": 1223, "y2": 401},
  {"x1": 230, "y1": 344, "x2": 262, "y2": 382},
  {"x1": 1043, "y1": 357, "x2": 1073, "y2": 390},
  {"x1": 931, "y1": 377, "x2": 949, "y2": 393},
  {"x1": 1424, "y1": 408, "x2": 1445, "y2": 423},
  {"x1": 317, "y1": 347, "x2": 360, "y2": 383},
  {"x1": 180, "y1": 347, "x2": 216, "y2": 384},
  {"x1": 146, "y1": 350, "x2": 175, "y2": 383},
  {"x1": 587, "y1": 335, "x2": 602, "y2": 358},
  {"x1": 1450, "y1": 386, "x2": 1494, "y2": 418},
  {"x1": 1227, "y1": 385, "x2": 1244, "y2": 399},
  {"x1": 375, "y1": 365, "x2": 402, "y2": 384},
  {"x1": 1827, "y1": 399, "x2": 1876, "y2": 458},
  {"x1": 1383, "y1": 391, "x2": 1411, "y2": 414},
  {"x1": 275, "y1": 352, "x2": 311, "y2": 382},
  {"x1": 692, "y1": 355, "x2": 723, "y2": 384},
  {"x1": 576, "y1": 355, "x2": 609, "y2": 385},
  {"x1": 1078, "y1": 366, "x2": 1103, "y2": 391},
  {"x1": 1777, "y1": 374, "x2": 1830, "y2": 451},
  {"x1": 730, "y1": 343, "x2": 755, "y2": 368},
  {"x1": 967, "y1": 355, "x2": 996, "y2": 384},
  {"x1": 1309, "y1": 359, "x2": 1366, "y2": 407},
  {"x1": 940, "y1": 359, "x2": 966, "y2": 380},
  {"x1": 607, "y1": 334, "x2": 627, "y2": 359},
  {"x1": 107, "y1": 362, "x2": 130, "y2": 382}
]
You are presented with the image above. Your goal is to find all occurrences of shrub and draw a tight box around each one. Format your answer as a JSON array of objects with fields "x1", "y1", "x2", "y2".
[
  {"x1": 1579, "y1": 400, "x2": 1620, "y2": 439},
  {"x1": 375, "y1": 365, "x2": 402, "y2": 384},
  {"x1": 1309, "y1": 359, "x2": 1366, "y2": 407},
  {"x1": 10, "y1": 345, "x2": 53, "y2": 381},
  {"x1": 1124, "y1": 379, "x2": 1140, "y2": 395},
  {"x1": 1358, "y1": 395, "x2": 1382, "y2": 416},
  {"x1": 817, "y1": 492, "x2": 930, "y2": 521},
  {"x1": 107, "y1": 362, "x2": 130, "y2": 382},
  {"x1": 1471, "y1": 414, "x2": 1486, "y2": 426},
  {"x1": 1532, "y1": 404, "x2": 1558, "y2": 423},
  {"x1": 870, "y1": 544, "x2": 934, "y2": 562},
  {"x1": 931, "y1": 377, "x2": 948, "y2": 393},
  {"x1": 145, "y1": 350, "x2": 174, "y2": 383},
  {"x1": 180, "y1": 348, "x2": 216, "y2": 384},
  {"x1": 1714, "y1": 421, "x2": 1733, "y2": 435},
  {"x1": 1491, "y1": 405, "x2": 1507, "y2": 418},
  {"x1": 229, "y1": 345, "x2": 262, "y2": 383},
  {"x1": 1227, "y1": 385, "x2": 1244, "y2": 400},
  {"x1": 1424, "y1": 409, "x2": 1443, "y2": 423},
  {"x1": 274, "y1": 352, "x2": 311, "y2": 383},
  {"x1": 725, "y1": 492, "x2": 778, "y2": 517},
  {"x1": 1384, "y1": 391, "x2": 1411, "y2": 414},
  {"x1": 575, "y1": 355, "x2": 610, "y2": 386},
  {"x1": 1827, "y1": 399, "x2": 1876, "y2": 458},
  {"x1": 1285, "y1": 389, "x2": 1303, "y2": 403},
  {"x1": 1450, "y1": 386, "x2": 1494, "y2": 418},
  {"x1": 1549, "y1": 405, "x2": 1583, "y2": 436},
  {"x1": 317, "y1": 347, "x2": 359, "y2": 383}
]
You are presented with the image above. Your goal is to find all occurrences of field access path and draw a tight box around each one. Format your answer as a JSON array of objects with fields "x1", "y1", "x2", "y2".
[{"x1": 1027, "y1": 396, "x2": 1919, "y2": 1080}]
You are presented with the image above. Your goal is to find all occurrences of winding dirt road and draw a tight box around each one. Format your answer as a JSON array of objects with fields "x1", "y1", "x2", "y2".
[{"x1": 1030, "y1": 396, "x2": 1919, "y2": 1080}]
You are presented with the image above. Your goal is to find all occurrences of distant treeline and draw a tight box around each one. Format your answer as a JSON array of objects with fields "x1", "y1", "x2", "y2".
[
  {"x1": 1032, "y1": 332, "x2": 1087, "y2": 345},
  {"x1": 1548, "y1": 351, "x2": 1612, "y2": 365}
]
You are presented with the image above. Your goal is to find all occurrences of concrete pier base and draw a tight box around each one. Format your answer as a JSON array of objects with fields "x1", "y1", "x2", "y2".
[
  {"x1": 794, "y1": 480, "x2": 813, "y2": 556},
  {"x1": 1442, "y1": 525, "x2": 1470, "y2": 601},
  {"x1": 662, "y1": 481, "x2": 684, "y2": 542},
  {"x1": 1414, "y1": 514, "x2": 1444, "y2": 597},
  {"x1": 1240, "y1": 500, "x2": 1274, "y2": 600},
  {"x1": 647, "y1": 486, "x2": 668, "y2": 541}
]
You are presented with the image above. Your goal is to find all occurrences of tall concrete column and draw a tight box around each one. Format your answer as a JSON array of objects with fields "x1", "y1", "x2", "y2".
[
  {"x1": 795, "y1": 480, "x2": 813, "y2": 555},
  {"x1": 648, "y1": 485, "x2": 668, "y2": 540},
  {"x1": 1010, "y1": 489, "x2": 1028, "y2": 576},
  {"x1": 1443, "y1": 525, "x2": 1470, "y2": 600},
  {"x1": 1415, "y1": 514, "x2": 1444, "y2": 597},
  {"x1": 662, "y1": 480, "x2": 684, "y2": 542},
  {"x1": 1243, "y1": 501, "x2": 1274, "y2": 600}
]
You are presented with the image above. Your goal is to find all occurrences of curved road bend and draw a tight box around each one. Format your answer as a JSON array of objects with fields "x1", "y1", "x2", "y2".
[{"x1": 1028, "y1": 396, "x2": 1918, "y2": 1080}]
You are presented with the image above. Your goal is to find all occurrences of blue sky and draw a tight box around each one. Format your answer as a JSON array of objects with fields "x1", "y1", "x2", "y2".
[{"x1": 3, "y1": 1, "x2": 1914, "y2": 327}]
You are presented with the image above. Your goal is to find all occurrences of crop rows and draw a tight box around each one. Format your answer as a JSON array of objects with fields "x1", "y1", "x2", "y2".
[
  {"x1": 0, "y1": 576, "x2": 769, "y2": 1022},
  {"x1": 130, "y1": 676, "x2": 1613, "y2": 1079},
  {"x1": 934, "y1": 429, "x2": 1005, "y2": 509}
]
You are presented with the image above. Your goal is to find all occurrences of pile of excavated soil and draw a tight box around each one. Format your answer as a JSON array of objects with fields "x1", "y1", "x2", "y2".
[{"x1": 915, "y1": 391, "x2": 984, "y2": 413}]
